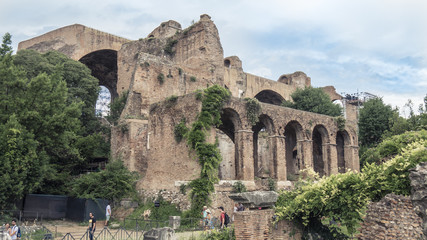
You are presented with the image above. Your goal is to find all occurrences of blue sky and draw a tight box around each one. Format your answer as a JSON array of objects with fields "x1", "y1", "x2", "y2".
[{"x1": 1, "y1": 0, "x2": 426, "y2": 116}]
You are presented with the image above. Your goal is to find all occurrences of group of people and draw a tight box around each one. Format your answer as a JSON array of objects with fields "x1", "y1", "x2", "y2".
[
  {"x1": 202, "y1": 205, "x2": 237, "y2": 231},
  {"x1": 2, "y1": 220, "x2": 20, "y2": 240}
]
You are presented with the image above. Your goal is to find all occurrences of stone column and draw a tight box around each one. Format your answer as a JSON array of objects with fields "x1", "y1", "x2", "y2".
[
  {"x1": 299, "y1": 140, "x2": 313, "y2": 170},
  {"x1": 270, "y1": 135, "x2": 286, "y2": 181},
  {"x1": 351, "y1": 145, "x2": 360, "y2": 172},
  {"x1": 328, "y1": 143, "x2": 338, "y2": 175},
  {"x1": 344, "y1": 145, "x2": 354, "y2": 171},
  {"x1": 235, "y1": 130, "x2": 254, "y2": 180}
]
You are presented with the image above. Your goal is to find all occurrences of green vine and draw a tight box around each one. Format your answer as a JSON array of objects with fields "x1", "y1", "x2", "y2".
[
  {"x1": 335, "y1": 116, "x2": 346, "y2": 131},
  {"x1": 244, "y1": 98, "x2": 261, "y2": 126},
  {"x1": 181, "y1": 85, "x2": 231, "y2": 217},
  {"x1": 174, "y1": 118, "x2": 188, "y2": 143}
]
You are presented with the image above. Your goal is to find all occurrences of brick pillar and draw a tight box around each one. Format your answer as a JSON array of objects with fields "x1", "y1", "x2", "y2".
[
  {"x1": 299, "y1": 140, "x2": 313, "y2": 169},
  {"x1": 234, "y1": 209, "x2": 274, "y2": 240},
  {"x1": 235, "y1": 130, "x2": 254, "y2": 180},
  {"x1": 271, "y1": 135, "x2": 286, "y2": 181},
  {"x1": 328, "y1": 143, "x2": 338, "y2": 175},
  {"x1": 351, "y1": 145, "x2": 360, "y2": 172}
]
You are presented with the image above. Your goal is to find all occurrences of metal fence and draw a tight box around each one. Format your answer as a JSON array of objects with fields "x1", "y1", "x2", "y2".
[
  {"x1": 0, "y1": 210, "x2": 43, "y2": 226},
  {"x1": 61, "y1": 227, "x2": 145, "y2": 240}
]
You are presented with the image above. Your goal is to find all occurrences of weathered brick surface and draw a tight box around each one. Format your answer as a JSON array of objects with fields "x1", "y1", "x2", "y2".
[
  {"x1": 357, "y1": 194, "x2": 424, "y2": 240},
  {"x1": 234, "y1": 209, "x2": 301, "y2": 240}
]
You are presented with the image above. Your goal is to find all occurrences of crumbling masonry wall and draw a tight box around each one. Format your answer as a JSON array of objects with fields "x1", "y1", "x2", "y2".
[{"x1": 18, "y1": 14, "x2": 360, "y2": 193}]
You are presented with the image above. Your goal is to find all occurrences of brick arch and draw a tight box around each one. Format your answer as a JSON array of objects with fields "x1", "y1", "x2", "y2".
[
  {"x1": 79, "y1": 49, "x2": 119, "y2": 100},
  {"x1": 312, "y1": 124, "x2": 330, "y2": 177},
  {"x1": 284, "y1": 120, "x2": 304, "y2": 180},
  {"x1": 254, "y1": 90, "x2": 285, "y2": 106},
  {"x1": 18, "y1": 24, "x2": 129, "y2": 62},
  {"x1": 252, "y1": 114, "x2": 275, "y2": 179},
  {"x1": 217, "y1": 107, "x2": 242, "y2": 180},
  {"x1": 336, "y1": 130, "x2": 352, "y2": 173}
]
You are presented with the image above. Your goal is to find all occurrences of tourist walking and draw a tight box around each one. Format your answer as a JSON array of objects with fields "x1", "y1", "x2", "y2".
[
  {"x1": 105, "y1": 202, "x2": 111, "y2": 227},
  {"x1": 88, "y1": 213, "x2": 96, "y2": 240}
]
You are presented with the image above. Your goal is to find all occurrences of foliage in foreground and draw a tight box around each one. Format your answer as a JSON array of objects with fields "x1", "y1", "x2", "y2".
[
  {"x1": 199, "y1": 227, "x2": 236, "y2": 240},
  {"x1": 70, "y1": 160, "x2": 138, "y2": 201},
  {"x1": 275, "y1": 131, "x2": 427, "y2": 238}
]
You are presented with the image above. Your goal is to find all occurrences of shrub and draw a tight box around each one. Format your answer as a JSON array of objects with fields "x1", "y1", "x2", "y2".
[
  {"x1": 190, "y1": 76, "x2": 196, "y2": 82},
  {"x1": 232, "y1": 181, "x2": 247, "y2": 193},
  {"x1": 157, "y1": 73, "x2": 165, "y2": 84},
  {"x1": 275, "y1": 131, "x2": 427, "y2": 238},
  {"x1": 164, "y1": 38, "x2": 178, "y2": 56},
  {"x1": 244, "y1": 98, "x2": 261, "y2": 126},
  {"x1": 70, "y1": 160, "x2": 138, "y2": 202}
]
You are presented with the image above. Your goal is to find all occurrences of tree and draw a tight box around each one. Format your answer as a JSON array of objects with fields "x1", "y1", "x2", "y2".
[
  {"x1": 282, "y1": 86, "x2": 342, "y2": 117},
  {"x1": 358, "y1": 98, "x2": 395, "y2": 147},
  {"x1": 0, "y1": 34, "x2": 109, "y2": 196},
  {"x1": 0, "y1": 115, "x2": 47, "y2": 209},
  {"x1": 0, "y1": 33, "x2": 12, "y2": 58},
  {"x1": 70, "y1": 160, "x2": 138, "y2": 201}
]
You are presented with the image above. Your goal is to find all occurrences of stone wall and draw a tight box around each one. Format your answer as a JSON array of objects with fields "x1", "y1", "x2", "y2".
[
  {"x1": 410, "y1": 161, "x2": 427, "y2": 236},
  {"x1": 357, "y1": 194, "x2": 424, "y2": 240},
  {"x1": 233, "y1": 209, "x2": 301, "y2": 240}
]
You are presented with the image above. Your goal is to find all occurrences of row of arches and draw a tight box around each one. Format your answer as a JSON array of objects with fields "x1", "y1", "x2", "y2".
[{"x1": 216, "y1": 107, "x2": 356, "y2": 181}]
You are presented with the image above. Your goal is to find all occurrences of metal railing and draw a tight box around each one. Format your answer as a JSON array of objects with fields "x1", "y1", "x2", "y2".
[{"x1": 0, "y1": 210, "x2": 43, "y2": 226}]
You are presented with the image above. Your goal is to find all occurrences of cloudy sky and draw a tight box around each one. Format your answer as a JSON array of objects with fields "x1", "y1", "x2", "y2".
[{"x1": 1, "y1": 0, "x2": 426, "y2": 116}]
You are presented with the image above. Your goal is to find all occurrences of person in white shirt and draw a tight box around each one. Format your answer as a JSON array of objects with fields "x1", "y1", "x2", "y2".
[
  {"x1": 105, "y1": 202, "x2": 111, "y2": 227},
  {"x1": 10, "y1": 220, "x2": 18, "y2": 240}
]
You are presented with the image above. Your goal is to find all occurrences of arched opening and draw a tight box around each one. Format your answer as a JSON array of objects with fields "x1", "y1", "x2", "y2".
[
  {"x1": 224, "y1": 59, "x2": 231, "y2": 68},
  {"x1": 284, "y1": 121, "x2": 303, "y2": 181},
  {"x1": 252, "y1": 114, "x2": 275, "y2": 179},
  {"x1": 312, "y1": 125, "x2": 329, "y2": 177},
  {"x1": 336, "y1": 130, "x2": 351, "y2": 173},
  {"x1": 79, "y1": 49, "x2": 118, "y2": 101},
  {"x1": 217, "y1": 108, "x2": 241, "y2": 180},
  {"x1": 95, "y1": 86, "x2": 111, "y2": 116},
  {"x1": 254, "y1": 90, "x2": 285, "y2": 106}
]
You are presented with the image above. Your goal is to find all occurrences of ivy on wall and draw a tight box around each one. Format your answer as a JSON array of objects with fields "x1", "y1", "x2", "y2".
[
  {"x1": 177, "y1": 85, "x2": 231, "y2": 217},
  {"x1": 244, "y1": 98, "x2": 261, "y2": 126}
]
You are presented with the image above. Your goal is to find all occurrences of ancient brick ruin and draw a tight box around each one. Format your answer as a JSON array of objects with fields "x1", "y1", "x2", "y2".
[{"x1": 18, "y1": 14, "x2": 360, "y2": 195}]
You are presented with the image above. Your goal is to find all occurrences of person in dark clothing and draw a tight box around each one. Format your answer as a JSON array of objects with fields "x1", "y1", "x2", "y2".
[{"x1": 88, "y1": 212, "x2": 96, "y2": 240}]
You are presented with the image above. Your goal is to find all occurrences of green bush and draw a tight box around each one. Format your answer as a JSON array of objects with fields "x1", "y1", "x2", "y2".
[
  {"x1": 360, "y1": 130, "x2": 427, "y2": 166},
  {"x1": 164, "y1": 38, "x2": 178, "y2": 56},
  {"x1": 157, "y1": 73, "x2": 165, "y2": 84},
  {"x1": 275, "y1": 131, "x2": 427, "y2": 238},
  {"x1": 190, "y1": 76, "x2": 197, "y2": 82},
  {"x1": 199, "y1": 227, "x2": 235, "y2": 240},
  {"x1": 70, "y1": 160, "x2": 138, "y2": 201},
  {"x1": 232, "y1": 181, "x2": 247, "y2": 193},
  {"x1": 244, "y1": 98, "x2": 261, "y2": 126}
]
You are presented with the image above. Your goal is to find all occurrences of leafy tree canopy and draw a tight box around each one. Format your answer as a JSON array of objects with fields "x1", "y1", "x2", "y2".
[
  {"x1": 282, "y1": 86, "x2": 342, "y2": 117},
  {"x1": 0, "y1": 34, "x2": 110, "y2": 201},
  {"x1": 358, "y1": 98, "x2": 395, "y2": 147}
]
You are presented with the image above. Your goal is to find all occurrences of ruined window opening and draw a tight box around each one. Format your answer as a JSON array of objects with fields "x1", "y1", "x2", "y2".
[
  {"x1": 312, "y1": 126, "x2": 328, "y2": 177},
  {"x1": 217, "y1": 109, "x2": 240, "y2": 180},
  {"x1": 79, "y1": 49, "x2": 118, "y2": 101},
  {"x1": 224, "y1": 59, "x2": 231, "y2": 68},
  {"x1": 254, "y1": 90, "x2": 285, "y2": 106},
  {"x1": 285, "y1": 123, "x2": 300, "y2": 180},
  {"x1": 336, "y1": 131, "x2": 345, "y2": 173},
  {"x1": 252, "y1": 115, "x2": 275, "y2": 179},
  {"x1": 95, "y1": 86, "x2": 111, "y2": 117}
]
